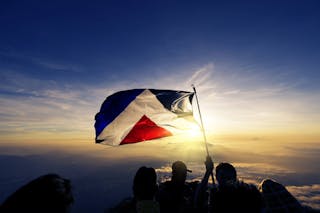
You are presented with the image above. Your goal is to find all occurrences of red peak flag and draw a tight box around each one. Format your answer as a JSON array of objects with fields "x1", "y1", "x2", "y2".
[{"x1": 94, "y1": 89, "x2": 197, "y2": 146}]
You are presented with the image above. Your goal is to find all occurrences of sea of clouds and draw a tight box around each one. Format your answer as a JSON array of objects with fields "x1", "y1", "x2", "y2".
[{"x1": 0, "y1": 138, "x2": 319, "y2": 212}]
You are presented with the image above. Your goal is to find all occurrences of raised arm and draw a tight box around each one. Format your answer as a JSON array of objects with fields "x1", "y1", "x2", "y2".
[{"x1": 194, "y1": 156, "x2": 214, "y2": 210}]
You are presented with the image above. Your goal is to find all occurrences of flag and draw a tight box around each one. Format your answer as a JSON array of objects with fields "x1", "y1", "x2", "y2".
[{"x1": 94, "y1": 89, "x2": 197, "y2": 146}]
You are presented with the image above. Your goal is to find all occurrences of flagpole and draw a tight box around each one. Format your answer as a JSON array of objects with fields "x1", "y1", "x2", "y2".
[
  {"x1": 192, "y1": 85, "x2": 215, "y2": 184},
  {"x1": 192, "y1": 85, "x2": 210, "y2": 155}
]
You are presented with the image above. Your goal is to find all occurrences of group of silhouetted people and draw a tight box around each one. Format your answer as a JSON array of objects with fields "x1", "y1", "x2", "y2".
[
  {"x1": 107, "y1": 156, "x2": 317, "y2": 213},
  {"x1": 1, "y1": 157, "x2": 318, "y2": 213}
]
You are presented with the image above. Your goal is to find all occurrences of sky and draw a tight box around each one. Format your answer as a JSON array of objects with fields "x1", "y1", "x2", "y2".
[{"x1": 1, "y1": 0, "x2": 320, "y2": 212}]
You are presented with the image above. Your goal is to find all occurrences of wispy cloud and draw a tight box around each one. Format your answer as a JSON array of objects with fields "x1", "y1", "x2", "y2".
[
  {"x1": 0, "y1": 50, "x2": 83, "y2": 73},
  {"x1": 0, "y1": 70, "x2": 57, "y2": 94},
  {"x1": 186, "y1": 63, "x2": 215, "y2": 88},
  {"x1": 181, "y1": 64, "x2": 320, "y2": 136},
  {"x1": 1, "y1": 63, "x2": 320, "y2": 142},
  {"x1": 0, "y1": 72, "x2": 103, "y2": 138},
  {"x1": 31, "y1": 58, "x2": 83, "y2": 73}
]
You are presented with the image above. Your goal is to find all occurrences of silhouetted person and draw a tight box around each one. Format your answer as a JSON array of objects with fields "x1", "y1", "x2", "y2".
[
  {"x1": 259, "y1": 179, "x2": 305, "y2": 213},
  {"x1": 210, "y1": 162, "x2": 262, "y2": 213},
  {"x1": 108, "y1": 166, "x2": 159, "y2": 213},
  {"x1": 0, "y1": 173, "x2": 74, "y2": 213},
  {"x1": 196, "y1": 158, "x2": 262, "y2": 213},
  {"x1": 157, "y1": 161, "x2": 196, "y2": 213}
]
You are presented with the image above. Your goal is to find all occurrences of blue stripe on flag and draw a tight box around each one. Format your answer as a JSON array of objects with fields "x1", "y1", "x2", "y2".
[
  {"x1": 149, "y1": 89, "x2": 194, "y2": 112},
  {"x1": 95, "y1": 89, "x2": 144, "y2": 138}
]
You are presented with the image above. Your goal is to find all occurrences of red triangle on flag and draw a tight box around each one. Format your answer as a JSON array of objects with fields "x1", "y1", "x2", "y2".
[{"x1": 120, "y1": 115, "x2": 172, "y2": 145}]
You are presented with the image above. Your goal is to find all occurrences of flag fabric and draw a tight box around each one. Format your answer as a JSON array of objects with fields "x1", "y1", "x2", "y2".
[{"x1": 94, "y1": 89, "x2": 197, "y2": 146}]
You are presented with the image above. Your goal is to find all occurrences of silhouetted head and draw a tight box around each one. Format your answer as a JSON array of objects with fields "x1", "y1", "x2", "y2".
[
  {"x1": 133, "y1": 166, "x2": 158, "y2": 200},
  {"x1": 0, "y1": 173, "x2": 74, "y2": 213},
  {"x1": 259, "y1": 179, "x2": 303, "y2": 212},
  {"x1": 215, "y1": 162, "x2": 237, "y2": 186},
  {"x1": 171, "y1": 161, "x2": 191, "y2": 185}
]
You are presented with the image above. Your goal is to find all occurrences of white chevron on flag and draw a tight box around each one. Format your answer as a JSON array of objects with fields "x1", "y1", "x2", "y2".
[{"x1": 97, "y1": 89, "x2": 197, "y2": 146}]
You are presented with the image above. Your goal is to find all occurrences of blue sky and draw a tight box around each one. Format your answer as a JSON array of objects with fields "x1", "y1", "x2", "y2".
[
  {"x1": 1, "y1": 0, "x2": 320, "y2": 86},
  {"x1": 1, "y1": 1, "x2": 320, "y2": 141}
]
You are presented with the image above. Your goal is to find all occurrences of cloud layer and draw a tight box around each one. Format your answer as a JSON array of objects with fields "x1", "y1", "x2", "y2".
[{"x1": 0, "y1": 138, "x2": 319, "y2": 212}]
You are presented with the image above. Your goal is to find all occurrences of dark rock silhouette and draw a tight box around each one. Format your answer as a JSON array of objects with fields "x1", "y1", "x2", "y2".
[{"x1": 0, "y1": 173, "x2": 73, "y2": 213}]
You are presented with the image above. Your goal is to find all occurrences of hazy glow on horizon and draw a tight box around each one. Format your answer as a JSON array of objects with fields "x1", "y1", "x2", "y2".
[{"x1": 1, "y1": 63, "x2": 319, "y2": 145}]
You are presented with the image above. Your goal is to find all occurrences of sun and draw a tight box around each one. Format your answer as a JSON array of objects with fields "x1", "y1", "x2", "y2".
[
  {"x1": 189, "y1": 124, "x2": 202, "y2": 138},
  {"x1": 178, "y1": 123, "x2": 202, "y2": 142}
]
